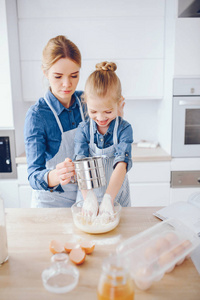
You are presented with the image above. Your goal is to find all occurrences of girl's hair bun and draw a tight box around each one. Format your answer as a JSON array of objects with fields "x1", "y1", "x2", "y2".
[{"x1": 95, "y1": 61, "x2": 117, "y2": 72}]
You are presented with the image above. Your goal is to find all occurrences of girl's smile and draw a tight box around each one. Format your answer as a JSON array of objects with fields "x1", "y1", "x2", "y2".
[{"x1": 87, "y1": 94, "x2": 120, "y2": 134}]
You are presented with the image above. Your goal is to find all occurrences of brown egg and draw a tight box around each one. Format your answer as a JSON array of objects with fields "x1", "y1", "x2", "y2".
[
  {"x1": 164, "y1": 232, "x2": 178, "y2": 246},
  {"x1": 144, "y1": 246, "x2": 158, "y2": 261},
  {"x1": 176, "y1": 257, "x2": 185, "y2": 266},
  {"x1": 134, "y1": 266, "x2": 153, "y2": 290},
  {"x1": 155, "y1": 237, "x2": 170, "y2": 254},
  {"x1": 158, "y1": 251, "x2": 175, "y2": 267},
  {"x1": 171, "y1": 244, "x2": 184, "y2": 257},
  {"x1": 182, "y1": 239, "x2": 192, "y2": 250}
]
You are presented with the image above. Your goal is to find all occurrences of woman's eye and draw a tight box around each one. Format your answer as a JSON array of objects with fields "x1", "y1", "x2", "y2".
[
  {"x1": 55, "y1": 76, "x2": 61, "y2": 79},
  {"x1": 71, "y1": 75, "x2": 78, "y2": 78},
  {"x1": 106, "y1": 111, "x2": 112, "y2": 114}
]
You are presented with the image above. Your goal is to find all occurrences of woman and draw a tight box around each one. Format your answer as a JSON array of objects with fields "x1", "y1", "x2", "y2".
[{"x1": 24, "y1": 35, "x2": 86, "y2": 207}]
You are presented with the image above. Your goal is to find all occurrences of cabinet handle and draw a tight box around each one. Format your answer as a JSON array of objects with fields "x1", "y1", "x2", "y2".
[
  {"x1": 198, "y1": 178, "x2": 200, "y2": 183},
  {"x1": 179, "y1": 100, "x2": 200, "y2": 106}
]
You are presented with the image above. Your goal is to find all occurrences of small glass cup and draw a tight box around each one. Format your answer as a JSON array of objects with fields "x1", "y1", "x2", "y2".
[
  {"x1": 0, "y1": 197, "x2": 9, "y2": 265},
  {"x1": 97, "y1": 254, "x2": 134, "y2": 300}
]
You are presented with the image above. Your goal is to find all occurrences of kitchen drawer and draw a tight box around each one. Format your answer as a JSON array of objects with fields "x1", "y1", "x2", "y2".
[
  {"x1": 128, "y1": 161, "x2": 170, "y2": 183},
  {"x1": 130, "y1": 183, "x2": 170, "y2": 207},
  {"x1": 170, "y1": 187, "x2": 200, "y2": 204},
  {"x1": 17, "y1": 164, "x2": 29, "y2": 184}
]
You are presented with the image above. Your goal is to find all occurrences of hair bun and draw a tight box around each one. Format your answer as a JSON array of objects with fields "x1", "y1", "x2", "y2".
[{"x1": 95, "y1": 61, "x2": 117, "y2": 72}]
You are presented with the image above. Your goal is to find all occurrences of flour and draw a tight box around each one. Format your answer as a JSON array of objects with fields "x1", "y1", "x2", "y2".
[
  {"x1": 73, "y1": 212, "x2": 120, "y2": 234},
  {"x1": 0, "y1": 225, "x2": 8, "y2": 264},
  {"x1": 99, "y1": 194, "x2": 114, "y2": 215},
  {"x1": 82, "y1": 190, "x2": 99, "y2": 222}
]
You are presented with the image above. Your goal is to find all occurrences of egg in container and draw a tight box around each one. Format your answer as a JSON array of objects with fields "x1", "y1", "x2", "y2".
[{"x1": 116, "y1": 218, "x2": 200, "y2": 290}]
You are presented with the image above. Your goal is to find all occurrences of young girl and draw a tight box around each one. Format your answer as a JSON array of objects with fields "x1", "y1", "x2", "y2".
[{"x1": 74, "y1": 61, "x2": 133, "y2": 215}]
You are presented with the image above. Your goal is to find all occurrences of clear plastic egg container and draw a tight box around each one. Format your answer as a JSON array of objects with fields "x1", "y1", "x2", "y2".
[{"x1": 116, "y1": 218, "x2": 200, "y2": 290}]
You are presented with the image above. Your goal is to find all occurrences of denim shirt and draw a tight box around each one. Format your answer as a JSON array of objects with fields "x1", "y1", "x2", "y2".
[
  {"x1": 24, "y1": 90, "x2": 85, "y2": 191},
  {"x1": 74, "y1": 117, "x2": 133, "y2": 171}
]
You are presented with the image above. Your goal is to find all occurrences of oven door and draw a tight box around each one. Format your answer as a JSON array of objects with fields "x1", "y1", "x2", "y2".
[{"x1": 172, "y1": 96, "x2": 200, "y2": 157}]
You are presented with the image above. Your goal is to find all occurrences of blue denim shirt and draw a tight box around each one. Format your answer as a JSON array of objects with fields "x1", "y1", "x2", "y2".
[
  {"x1": 74, "y1": 117, "x2": 133, "y2": 171},
  {"x1": 24, "y1": 90, "x2": 85, "y2": 192}
]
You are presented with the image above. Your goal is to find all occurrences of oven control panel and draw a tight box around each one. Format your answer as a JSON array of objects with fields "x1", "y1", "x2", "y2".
[
  {"x1": 171, "y1": 171, "x2": 200, "y2": 188},
  {"x1": 0, "y1": 136, "x2": 12, "y2": 172}
]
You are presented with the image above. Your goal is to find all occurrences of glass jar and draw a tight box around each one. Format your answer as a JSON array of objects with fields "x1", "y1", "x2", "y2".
[
  {"x1": 97, "y1": 255, "x2": 134, "y2": 300},
  {"x1": 0, "y1": 198, "x2": 8, "y2": 264}
]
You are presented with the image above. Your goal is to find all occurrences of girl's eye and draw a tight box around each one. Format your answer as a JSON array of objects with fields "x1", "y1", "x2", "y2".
[
  {"x1": 106, "y1": 111, "x2": 112, "y2": 114},
  {"x1": 71, "y1": 75, "x2": 78, "y2": 78},
  {"x1": 55, "y1": 76, "x2": 61, "y2": 79}
]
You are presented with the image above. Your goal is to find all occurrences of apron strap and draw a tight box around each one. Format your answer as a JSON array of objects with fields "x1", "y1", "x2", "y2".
[
  {"x1": 76, "y1": 96, "x2": 85, "y2": 122},
  {"x1": 44, "y1": 92, "x2": 85, "y2": 134},
  {"x1": 89, "y1": 117, "x2": 119, "y2": 148},
  {"x1": 113, "y1": 116, "x2": 119, "y2": 145},
  {"x1": 44, "y1": 95, "x2": 64, "y2": 133}
]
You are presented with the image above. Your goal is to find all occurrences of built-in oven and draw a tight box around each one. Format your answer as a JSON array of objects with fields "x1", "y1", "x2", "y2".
[
  {"x1": 0, "y1": 129, "x2": 17, "y2": 179},
  {"x1": 172, "y1": 78, "x2": 200, "y2": 158}
]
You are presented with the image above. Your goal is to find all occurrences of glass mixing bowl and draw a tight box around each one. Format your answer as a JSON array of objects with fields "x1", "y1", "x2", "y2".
[{"x1": 71, "y1": 200, "x2": 122, "y2": 234}]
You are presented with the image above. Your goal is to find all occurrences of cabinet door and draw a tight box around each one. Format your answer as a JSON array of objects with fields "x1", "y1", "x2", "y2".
[
  {"x1": 18, "y1": 185, "x2": 32, "y2": 208},
  {"x1": 130, "y1": 183, "x2": 170, "y2": 207},
  {"x1": 170, "y1": 188, "x2": 200, "y2": 204},
  {"x1": 128, "y1": 162, "x2": 170, "y2": 183}
]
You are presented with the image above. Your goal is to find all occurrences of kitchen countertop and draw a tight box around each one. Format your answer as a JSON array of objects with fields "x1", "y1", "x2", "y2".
[
  {"x1": 1, "y1": 207, "x2": 199, "y2": 300},
  {"x1": 15, "y1": 145, "x2": 171, "y2": 164}
]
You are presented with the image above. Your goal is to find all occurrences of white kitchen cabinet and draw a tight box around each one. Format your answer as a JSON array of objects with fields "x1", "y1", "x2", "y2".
[
  {"x1": 0, "y1": 180, "x2": 19, "y2": 208},
  {"x1": 16, "y1": 0, "x2": 165, "y2": 101},
  {"x1": 170, "y1": 187, "x2": 200, "y2": 204},
  {"x1": 129, "y1": 182, "x2": 170, "y2": 207},
  {"x1": 17, "y1": 164, "x2": 32, "y2": 208},
  {"x1": 128, "y1": 161, "x2": 171, "y2": 206}
]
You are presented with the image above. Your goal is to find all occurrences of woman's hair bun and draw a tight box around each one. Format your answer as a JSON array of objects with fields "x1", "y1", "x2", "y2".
[{"x1": 95, "y1": 61, "x2": 117, "y2": 72}]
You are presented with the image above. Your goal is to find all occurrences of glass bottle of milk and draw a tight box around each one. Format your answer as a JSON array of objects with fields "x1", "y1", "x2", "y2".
[{"x1": 0, "y1": 197, "x2": 8, "y2": 264}]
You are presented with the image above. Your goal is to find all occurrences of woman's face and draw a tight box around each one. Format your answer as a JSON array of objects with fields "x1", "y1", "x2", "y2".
[{"x1": 45, "y1": 58, "x2": 80, "y2": 107}]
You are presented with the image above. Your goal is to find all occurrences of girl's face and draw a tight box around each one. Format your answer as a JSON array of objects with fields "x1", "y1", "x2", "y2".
[
  {"x1": 87, "y1": 93, "x2": 121, "y2": 133},
  {"x1": 45, "y1": 58, "x2": 80, "y2": 107}
]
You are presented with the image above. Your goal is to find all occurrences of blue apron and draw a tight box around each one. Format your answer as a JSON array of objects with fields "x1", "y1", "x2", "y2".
[{"x1": 77, "y1": 117, "x2": 131, "y2": 207}]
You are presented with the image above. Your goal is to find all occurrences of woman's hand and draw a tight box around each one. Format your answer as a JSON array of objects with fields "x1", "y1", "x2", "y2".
[{"x1": 48, "y1": 158, "x2": 75, "y2": 187}]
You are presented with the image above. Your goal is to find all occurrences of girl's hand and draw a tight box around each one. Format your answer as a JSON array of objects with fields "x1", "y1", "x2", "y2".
[
  {"x1": 99, "y1": 194, "x2": 114, "y2": 215},
  {"x1": 82, "y1": 190, "x2": 99, "y2": 221},
  {"x1": 55, "y1": 158, "x2": 75, "y2": 186}
]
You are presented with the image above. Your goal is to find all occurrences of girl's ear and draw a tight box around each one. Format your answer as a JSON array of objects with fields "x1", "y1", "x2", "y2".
[{"x1": 117, "y1": 96, "x2": 125, "y2": 117}]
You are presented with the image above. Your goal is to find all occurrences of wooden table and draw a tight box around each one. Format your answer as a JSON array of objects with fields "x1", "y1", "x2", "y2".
[{"x1": 0, "y1": 207, "x2": 200, "y2": 300}]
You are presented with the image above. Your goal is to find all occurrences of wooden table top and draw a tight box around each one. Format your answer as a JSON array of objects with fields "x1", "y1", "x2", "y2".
[{"x1": 0, "y1": 207, "x2": 200, "y2": 300}]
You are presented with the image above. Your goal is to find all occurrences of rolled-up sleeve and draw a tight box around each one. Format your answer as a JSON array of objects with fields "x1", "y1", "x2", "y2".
[
  {"x1": 74, "y1": 121, "x2": 89, "y2": 160},
  {"x1": 113, "y1": 121, "x2": 133, "y2": 172},
  {"x1": 24, "y1": 109, "x2": 61, "y2": 192}
]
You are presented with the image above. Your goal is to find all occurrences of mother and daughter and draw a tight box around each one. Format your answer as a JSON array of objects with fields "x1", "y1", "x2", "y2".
[{"x1": 24, "y1": 35, "x2": 133, "y2": 214}]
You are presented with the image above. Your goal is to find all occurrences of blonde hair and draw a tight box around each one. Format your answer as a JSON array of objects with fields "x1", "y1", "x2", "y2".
[
  {"x1": 42, "y1": 35, "x2": 81, "y2": 72},
  {"x1": 84, "y1": 61, "x2": 122, "y2": 103}
]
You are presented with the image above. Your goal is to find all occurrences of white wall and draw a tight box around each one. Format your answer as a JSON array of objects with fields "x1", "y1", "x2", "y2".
[
  {"x1": 174, "y1": 18, "x2": 200, "y2": 76},
  {"x1": 0, "y1": 0, "x2": 14, "y2": 128},
  {"x1": 3, "y1": 0, "x2": 200, "y2": 157}
]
